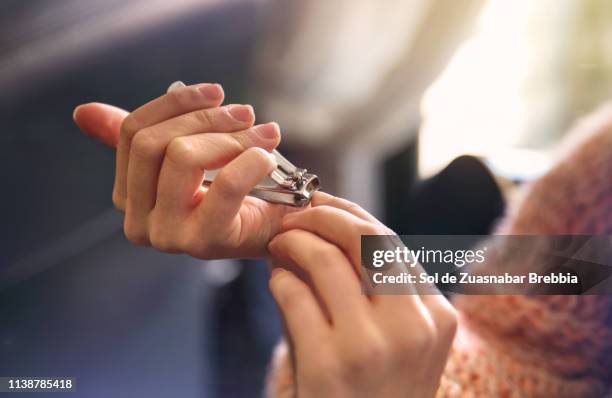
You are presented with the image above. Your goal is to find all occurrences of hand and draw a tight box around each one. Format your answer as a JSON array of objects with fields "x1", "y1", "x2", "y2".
[
  {"x1": 73, "y1": 83, "x2": 295, "y2": 258},
  {"x1": 267, "y1": 193, "x2": 457, "y2": 397}
]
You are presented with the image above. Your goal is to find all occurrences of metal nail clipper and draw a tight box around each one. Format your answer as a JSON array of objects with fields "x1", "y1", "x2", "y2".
[{"x1": 167, "y1": 81, "x2": 320, "y2": 207}]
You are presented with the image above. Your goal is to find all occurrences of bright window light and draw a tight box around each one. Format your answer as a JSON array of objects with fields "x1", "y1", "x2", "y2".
[{"x1": 419, "y1": 0, "x2": 548, "y2": 177}]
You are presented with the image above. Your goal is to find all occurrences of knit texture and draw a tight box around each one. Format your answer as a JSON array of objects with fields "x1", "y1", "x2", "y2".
[{"x1": 266, "y1": 104, "x2": 612, "y2": 398}]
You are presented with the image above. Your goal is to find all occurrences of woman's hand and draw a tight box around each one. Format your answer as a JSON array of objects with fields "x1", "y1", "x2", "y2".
[
  {"x1": 267, "y1": 193, "x2": 457, "y2": 397},
  {"x1": 73, "y1": 83, "x2": 294, "y2": 258}
]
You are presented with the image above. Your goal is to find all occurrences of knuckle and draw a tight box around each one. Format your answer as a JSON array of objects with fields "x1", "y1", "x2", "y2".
[
  {"x1": 341, "y1": 334, "x2": 388, "y2": 376},
  {"x1": 213, "y1": 168, "x2": 243, "y2": 199},
  {"x1": 229, "y1": 130, "x2": 250, "y2": 150},
  {"x1": 302, "y1": 349, "x2": 340, "y2": 385},
  {"x1": 433, "y1": 302, "x2": 458, "y2": 339},
  {"x1": 394, "y1": 333, "x2": 432, "y2": 367},
  {"x1": 166, "y1": 137, "x2": 199, "y2": 167},
  {"x1": 123, "y1": 219, "x2": 149, "y2": 247},
  {"x1": 112, "y1": 189, "x2": 125, "y2": 211},
  {"x1": 192, "y1": 108, "x2": 214, "y2": 129},
  {"x1": 120, "y1": 114, "x2": 140, "y2": 140},
  {"x1": 149, "y1": 227, "x2": 180, "y2": 254},
  {"x1": 182, "y1": 233, "x2": 214, "y2": 259},
  {"x1": 301, "y1": 362, "x2": 331, "y2": 385},
  {"x1": 409, "y1": 316, "x2": 438, "y2": 354},
  {"x1": 130, "y1": 129, "x2": 159, "y2": 159},
  {"x1": 189, "y1": 243, "x2": 214, "y2": 260}
]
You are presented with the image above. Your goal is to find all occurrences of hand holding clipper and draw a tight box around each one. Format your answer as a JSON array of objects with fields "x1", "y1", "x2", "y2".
[{"x1": 73, "y1": 80, "x2": 319, "y2": 259}]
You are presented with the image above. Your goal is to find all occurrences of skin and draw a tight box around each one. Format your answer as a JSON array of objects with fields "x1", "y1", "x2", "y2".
[
  {"x1": 73, "y1": 83, "x2": 294, "y2": 258},
  {"x1": 268, "y1": 193, "x2": 457, "y2": 398},
  {"x1": 75, "y1": 84, "x2": 456, "y2": 395}
]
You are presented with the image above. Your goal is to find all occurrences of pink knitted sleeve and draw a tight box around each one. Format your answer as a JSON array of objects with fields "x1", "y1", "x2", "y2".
[
  {"x1": 266, "y1": 105, "x2": 612, "y2": 398},
  {"x1": 440, "y1": 106, "x2": 612, "y2": 397}
]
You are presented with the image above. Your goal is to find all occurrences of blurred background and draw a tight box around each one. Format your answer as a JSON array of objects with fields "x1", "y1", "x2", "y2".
[{"x1": 0, "y1": 0, "x2": 611, "y2": 397}]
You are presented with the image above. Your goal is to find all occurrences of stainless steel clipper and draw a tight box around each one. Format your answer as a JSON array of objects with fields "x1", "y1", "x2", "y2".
[{"x1": 167, "y1": 81, "x2": 320, "y2": 207}]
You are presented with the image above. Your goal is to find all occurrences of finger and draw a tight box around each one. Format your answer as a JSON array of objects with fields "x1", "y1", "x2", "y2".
[
  {"x1": 366, "y1": 249, "x2": 447, "y2": 322},
  {"x1": 269, "y1": 268, "x2": 330, "y2": 351},
  {"x1": 311, "y1": 191, "x2": 383, "y2": 225},
  {"x1": 419, "y1": 296, "x2": 457, "y2": 379},
  {"x1": 193, "y1": 146, "x2": 280, "y2": 248},
  {"x1": 156, "y1": 124, "x2": 280, "y2": 222},
  {"x1": 268, "y1": 230, "x2": 370, "y2": 325},
  {"x1": 374, "y1": 294, "x2": 438, "y2": 368},
  {"x1": 281, "y1": 206, "x2": 429, "y2": 308},
  {"x1": 124, "y1": 106, "x2": 266, "y2": 242},
  {"x1": 281, "y1": 205, "x2": 381, "y2": 268},
  {"x1": 73, "y1": 103, "x2": 128, "y2": 147},
  {"x1": 375, "y1": 293, "x2": 455, "y2": 398},
  {"x1": 363, "y1": 249, "x2": 446, "y2": 319},
  {"x1": 115, "y1": 83, "x2": 225, "y2": 209}
]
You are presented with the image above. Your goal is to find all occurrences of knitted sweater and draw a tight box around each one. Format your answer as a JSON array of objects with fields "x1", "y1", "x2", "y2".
[{"x1": 266, "y1": 103, "x2": 612, "y2": 398}]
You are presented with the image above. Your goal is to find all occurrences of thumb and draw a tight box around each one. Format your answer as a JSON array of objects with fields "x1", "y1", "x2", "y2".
[{"x1": 73, "y1": 102, "x2": 129, "y2": 148}]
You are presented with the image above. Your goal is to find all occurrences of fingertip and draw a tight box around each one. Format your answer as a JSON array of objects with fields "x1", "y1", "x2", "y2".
[
  {"x1": 72, "y1": 102, "x2": 96, "y2": 130},
  {"x1": 73, "y1": 102, "x2": 128, "y2": 147},
  {"x1": 253, "y1": 122, "x2": 280, "y2": 139},
  {"x1": 197, "y1": 83, "x2": 224, "y2": 102},
  {"x1": 267, "y1": 122, "x2": 281, "y2": 138},
  {"x1": 311, "y1": 191, "x2": 334, "y2": 207},
  {"x1": 270, "y1": 266, "x2": 287, "y2": 280},
  {"x1": 245, "y1": 103, "x2": 254, "y2": 118},
  {"x1": 268, "y1": 122, "x2": 282, "y2": 147},
  {"x1": 280, "y1": 212, "x2": 298, "y2": 231},
  {"x1": 72, "y1": 102, "x2": 98, "y2": 124},
  {"x1": 227, "y1": 104, "x2": 254, "y2": 124},
  {"x1": 252, "y1": 147, "x2": 278, "y2": 170},
  {"x1": 213, "y1": 83, "x2": 225, "y2": 99},
  {"x1": 267, "y1": 233, "x2": 286, "y2": 257},
  {"x1": 267, "y1": 235, "x2": 279, "y2": 254}
]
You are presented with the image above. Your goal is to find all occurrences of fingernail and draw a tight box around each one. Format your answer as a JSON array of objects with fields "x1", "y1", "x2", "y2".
[
  {"x1": 227, "y1": 105, "x2": 253, "y2": 123},
  {"x1": 72, "y1": 105, "x2": 82, "y2": 122},
  {"x1": 254, "y1": 122, "x2": 280, "y2": 140},
  {"x1": 168, "y1": 81, "x2": 186, "y2": 92},
  {"x1": 199, "y1": 83, "x2": 223, "y2": 100},
  {"x1": 254, "y1": 147, "x2": 277, "y2": 166},
  {"x1": 270, "y1": 267, "x2": 286, "y2": 278}
]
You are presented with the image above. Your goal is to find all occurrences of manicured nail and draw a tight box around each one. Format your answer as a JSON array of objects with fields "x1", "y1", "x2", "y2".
[
  {"x1": 228, "y1": 105, "x2": 253, "y2": 122},
  {"x1": 199, "y1": 83, "x2": 223, "y2": 100},
  {"x1": 254, "y1": 122, "x2": 279, "y2": 140}
]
